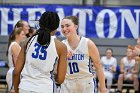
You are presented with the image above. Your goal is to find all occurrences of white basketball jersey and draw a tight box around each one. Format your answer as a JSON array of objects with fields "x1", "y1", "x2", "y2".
[
  {"x1": 101, "y1": 56, "x2": 117, "y2": 73},
  {"x1": 122, "y1": 57, "x2": 135, "y2": 73},
  {"x1": 19, "y1": 36, "x2": 58, "y2": 93},
  {"x1": 62, "y1": 37, "x2": 95, "y2": 79},
  {"x1": 8, "y1": 41, "x2": 20, "y2": 68}
]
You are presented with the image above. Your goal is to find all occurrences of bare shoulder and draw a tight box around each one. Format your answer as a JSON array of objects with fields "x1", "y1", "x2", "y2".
[
  {"x1": 87, "y1": 38, "x2": 97, "y2": 49},
  {"x1": 54, "y1": 39, "x2": 67, "y2": 55}
]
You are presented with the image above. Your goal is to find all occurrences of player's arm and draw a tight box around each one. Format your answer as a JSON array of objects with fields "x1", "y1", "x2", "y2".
[
  {"x1": 88, "y1": 39, "x2": 106, "y2": 93},
  {"x1": 11, "y1": 43, "x2": 21, "y2": 65},
  {"x1": 14, "y1": 39, "x2": 29, "y2": 93},
  {"x1": 120, "y1": 58, "x2": 125, "y2": 74},
  {"x1": 112, "y1": 59, "x2": 117, "y2": 72},
  {"x1": 55, "y1": 39, "x2": 67, "y2": 84},
  {"x1": 132, "y1": 61, "x2": 139, "y2": 74}
]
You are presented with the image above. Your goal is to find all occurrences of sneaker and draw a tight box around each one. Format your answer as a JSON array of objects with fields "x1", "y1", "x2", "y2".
[{"x1": 116, "y1": 90, "x2": 121, "y2": 93}]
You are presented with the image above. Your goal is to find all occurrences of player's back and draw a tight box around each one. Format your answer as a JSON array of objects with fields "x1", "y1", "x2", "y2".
[{"x1": 19, "y1": 35, "x2": 58, "y2": 93}]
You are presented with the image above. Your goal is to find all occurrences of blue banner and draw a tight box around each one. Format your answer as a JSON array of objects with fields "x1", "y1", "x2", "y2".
[{"x1": 0, "y1": 4, "x2": 140, "y2": 38}]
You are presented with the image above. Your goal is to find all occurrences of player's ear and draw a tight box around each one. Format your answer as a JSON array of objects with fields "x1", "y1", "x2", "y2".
[{"x1": 75, "y1": 25, "x2": 78, "y2": 30}]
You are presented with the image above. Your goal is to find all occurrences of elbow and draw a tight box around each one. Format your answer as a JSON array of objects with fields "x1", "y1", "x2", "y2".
[
  {"x1": 13, "y1": 69, "x2": 21, "y2": 77},
  {"x1": 56, "y1": 77, "x2": 65, "y2": 84}
]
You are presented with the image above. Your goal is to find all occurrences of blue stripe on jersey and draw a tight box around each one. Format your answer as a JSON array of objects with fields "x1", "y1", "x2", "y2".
[
  {"x1": 50, "y1": 57, "x2": 58, "y2": 93},
  {"x1": 93, "y1": 78, "x2": 97, "y2": 93},
  {"x1": 88, "y1": 58, "x2": 96, "y2": 75}
]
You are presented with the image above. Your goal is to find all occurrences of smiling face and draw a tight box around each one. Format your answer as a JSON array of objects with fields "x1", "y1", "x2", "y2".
[{"x1": 61, "y1": 19, "x2": 78, "y2": 38}]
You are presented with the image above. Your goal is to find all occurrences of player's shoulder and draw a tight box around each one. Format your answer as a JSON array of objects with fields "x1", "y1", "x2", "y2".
[{"x1": 54, "y1": 39, "x2": 67, "y2": 50}]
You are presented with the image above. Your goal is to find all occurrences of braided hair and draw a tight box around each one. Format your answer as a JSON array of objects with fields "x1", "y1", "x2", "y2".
[{"x1": 37, "y1": 11, "x2": 60, "y2": 46}]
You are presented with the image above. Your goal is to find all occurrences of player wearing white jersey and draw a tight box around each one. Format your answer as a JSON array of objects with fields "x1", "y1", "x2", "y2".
[
  {"x1": 117, "y1": 48, "x2": 139, "y2": 93},
  {"x1": 6, "y1": 27, "x2": 25, "y2": 93},
  {"x1": 60, "y1": 16, "x2": 106, "y2": 93},
  {"x1": 14, "y1": 11, "x2": 67, "y2": 93},
  {"x1": 100, "y1": 48, "x2": 117, "y2": 93}
]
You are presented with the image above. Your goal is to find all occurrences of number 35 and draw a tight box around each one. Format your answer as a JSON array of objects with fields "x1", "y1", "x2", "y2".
[{"x1": 32, "y1": 43, "x2": 48, "y2": 60}]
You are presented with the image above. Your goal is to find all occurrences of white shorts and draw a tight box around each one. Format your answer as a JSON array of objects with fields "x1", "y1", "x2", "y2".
[
  {"x1": 6, "y1": 67, "x2": 14, "y2": 92},
  {"x1": 104, "y1": 72, "x2": 113, "y2": 79},
  {"x1": 60, "y1": 77, "x2": 96, "y2": 93},
  {"x1": 19, "y1": 89, "x2": 39, "y2": 93}
]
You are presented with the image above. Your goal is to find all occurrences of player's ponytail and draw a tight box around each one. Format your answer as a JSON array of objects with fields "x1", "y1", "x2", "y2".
[
  {"x1": 37, "y1": 11, "x2": 60, "y2": 46},
  {"x1": 37, "y1": 28, "x2": 51, "y2": 46}
]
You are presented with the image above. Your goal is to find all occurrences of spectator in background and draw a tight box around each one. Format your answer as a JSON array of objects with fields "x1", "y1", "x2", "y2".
[
  {"x1": 6, "y1": 27, "x2": 25, "y2": 93},
  {"x1": 99, "y1": 48, "x2": 117, "y2": 93},
  {"x1": 117, "y1": 48, "x2": 139, "y2": 93},
  {"x1": 26, "y1": 27, "x2": 37, "y2": 38},
  {"x1": 14, "y1": 20, "x2": 30, "y2": 46}
]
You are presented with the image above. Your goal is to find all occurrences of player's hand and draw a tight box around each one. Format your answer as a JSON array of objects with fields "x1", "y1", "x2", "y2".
[{"x1": 67, "y1": 50, "x2": 74, "y2": 58}]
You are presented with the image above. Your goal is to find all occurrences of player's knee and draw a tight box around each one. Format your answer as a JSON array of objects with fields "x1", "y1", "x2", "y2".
[
  {"x1": 118, "y1": 74, "x2": 123, "y2": 80},
  {"x1": 133, "y1": 74, "x2": 138, "y2": 80}
]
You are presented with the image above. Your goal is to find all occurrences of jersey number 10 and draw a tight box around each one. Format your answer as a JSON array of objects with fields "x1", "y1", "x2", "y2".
[{"x1": 69, "y1": 62, "x2": 79, "y2": 74}]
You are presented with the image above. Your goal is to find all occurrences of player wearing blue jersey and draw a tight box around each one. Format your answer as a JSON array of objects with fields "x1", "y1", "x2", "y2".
[
  {"x1": 14, "y1": 11, "x2": 67, "y2": 93},
  {"x1": 60, "y1": 16, "x2": 106, "y2": 93}
]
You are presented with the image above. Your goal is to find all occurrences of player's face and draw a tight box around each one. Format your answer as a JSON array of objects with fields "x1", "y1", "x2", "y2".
[
  {"x1": 137, "y1": 38, "x2": 140, "y2": 45},
  {"x1": 23, "y1": 21, "x2": 30, "y2": 35},
  {"x1": 61, "y1": 19, "x2": 77, "y2": 38},
  {"x1": 16, "y1": 31, "x2": 25, "y2": 42},
  {"x1": 127, "y1": 49, "x2": 133, "y2": 57},
  {"x1": 106, "y1": 50, "x2": 112, "y2": 58}
]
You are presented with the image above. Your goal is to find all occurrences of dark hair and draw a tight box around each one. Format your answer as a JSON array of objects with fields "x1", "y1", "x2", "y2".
[
  {"x1": 106, "y1": 48, "x2": 113, "y2": 53},
  {"x1": 26, "y1": 27, "x2": 36, "y2": 38},
  {"x1": 63, "y1": 16, "x2": 79, "y2": 34},
  {"x1": 7, "y1": 27, "x2": 23, "y2": 56},
  {"x1": 37, "y1": 11, "x2": 60, "y2": 46}
]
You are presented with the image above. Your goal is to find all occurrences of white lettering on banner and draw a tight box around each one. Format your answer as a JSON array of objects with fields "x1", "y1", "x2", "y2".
[
  {"x1": 0, "y1": 6, "x2": 140, "y2": 39},
  {"x1": 120, "y1": 9, "x2": 140, "y2": 38},
  {"x1": 0, "y1": 8, "x2": 23, "y2": 35},
  {"x1": 96, "y1": 9, "x2": 118, "y2": 38},
  {"x1": 27, "y1": 8, "x2": 45, "y2": 27},
  {"x1": 56, "y1": 8, "x2": 65, "y2": 36},
  {"x1": 73, "y1": 9, "x2": 93, "y2": 36}
]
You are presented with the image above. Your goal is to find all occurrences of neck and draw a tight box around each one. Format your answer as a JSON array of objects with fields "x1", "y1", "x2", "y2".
[
  {"x1": 127, "y1": 56, "x2": 132, "y2": 60},
  {"x1": 67, "y1": 34, "x2": 80, "y2": 49},
  {"x1": 15, "y1": 39, "x2": 20, "y2": 44}
]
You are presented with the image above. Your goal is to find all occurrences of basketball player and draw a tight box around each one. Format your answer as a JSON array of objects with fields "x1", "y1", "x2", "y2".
[
  {"x1": 14, "y1": 20, "x2": 30, "y2": 46},
  {"x1": 60, "y1": 16, "x2": 106, "y2": 93},
  {"x1": 6, "y1": 27, "x2": 25, "y2": 93},
  {"x1": 117, "y1": 48, "x2": 139, "y2": 93},
  {"x1": 14, "y1": 11, "x2": 67, "y2": 93},
  {"x1": 100, "y1": 48, "x2": 117, "y2": 93}
]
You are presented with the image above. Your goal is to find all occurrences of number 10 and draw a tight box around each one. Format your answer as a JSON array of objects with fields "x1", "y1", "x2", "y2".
[{"x1": 69, "y1": 62, "x2": 79, "y2": 74}]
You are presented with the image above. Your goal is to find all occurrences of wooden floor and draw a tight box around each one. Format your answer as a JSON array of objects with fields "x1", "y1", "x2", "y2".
[
  {"x1": 0, "y1": 84, "x2": 7, "y2": 93},
  {"x1": 0, "y1": 84, "x2": 136, "y2": 93}
]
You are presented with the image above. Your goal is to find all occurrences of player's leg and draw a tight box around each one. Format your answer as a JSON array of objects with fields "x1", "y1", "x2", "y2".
[
  {"x1": 106, "y1": 73, "x2": 113, "y2": 93},
  {"x1": 133, "y1": 74, "x2": 139, "y2": 93},
  {"x1": 117, "y1": 74, "x2": 124, "y2": 93}
]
